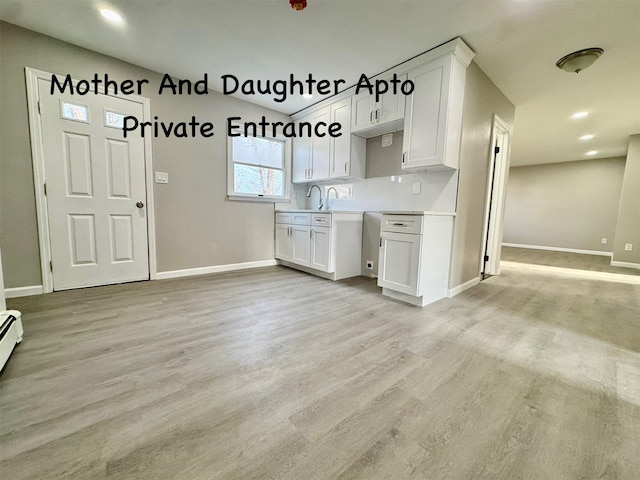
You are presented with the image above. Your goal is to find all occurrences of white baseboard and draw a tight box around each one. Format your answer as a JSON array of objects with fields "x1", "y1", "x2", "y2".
[
  {"x1": 4, "y1": 285, "x2": 44, "y2": 298},
  {"x1": 501, "y1": 261, "x2": 640, "y2": 285},
  {"x1": 502, "y1": 243, "x2": 612, "y2": 257},
  {"x1": 156, "y1": 259, "x2": 278, "y2": 280},
  {"x1": 610, "y1": 261, "x2": 640, "y2": 270},
  {"x1": 447, "y1": 276, "x2": 481, "y2": 298}
]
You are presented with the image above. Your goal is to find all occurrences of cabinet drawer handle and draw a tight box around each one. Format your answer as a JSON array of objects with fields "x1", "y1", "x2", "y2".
[
  {"x1": 392, "y1": 222, "x2": 406, "y2": 226},
  {"x1": 402, "y1": 152, "x2": 406, "y2": 164},
  {"x1": 369, "y1": 111, "x2": 373, "y2": 123}
]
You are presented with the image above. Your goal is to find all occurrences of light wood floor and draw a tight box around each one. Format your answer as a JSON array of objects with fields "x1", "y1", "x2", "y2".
[
  {"x1": 502, "y1": 246, "x2": 640, "y2": 276},
  {"x1": 2, "y1": 266, "x2": 639, "y2": 479}
]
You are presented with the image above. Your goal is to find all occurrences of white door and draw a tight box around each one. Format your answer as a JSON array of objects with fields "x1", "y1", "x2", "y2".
[
  {"x1": 291, "y1": 225, "x2": 311, "y2": 267},
  {"x1": 378, "y1": 232, "x2": 421, "y2": 296},
  {"x1": 481, "y1": 115, "x2": 512, "y2": 276},
  {"x1": 38, "y1": 77, "x2": 149, "y2": 290},
  {"x1": 275, "y1": 224, "x2": 293, "y2": 262},
  {"x1": 310, "y1": 226, "x2": 332, "y2": 272}
]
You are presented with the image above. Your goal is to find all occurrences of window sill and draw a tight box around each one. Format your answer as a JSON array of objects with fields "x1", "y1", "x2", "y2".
[{"x1": 228, "y1": 194, "x2": 290, "y2": 203}]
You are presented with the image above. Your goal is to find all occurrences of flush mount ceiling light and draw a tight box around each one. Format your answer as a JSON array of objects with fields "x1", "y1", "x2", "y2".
[
  {"x1": 556, "y1": 48, "x2": 603, "y2": 74},
  {"x1": 99, "y1": 8, "x2": 123, "y2": 23},
  {"x1": 571, "y1": 111, "x2": 589, "y2": 119},
  {"x1": 586, "y1": 150, "x2": 598, "y2": 156},
  {"x1": 579, "y1": 134, "x2": 594, "y2": 141}
]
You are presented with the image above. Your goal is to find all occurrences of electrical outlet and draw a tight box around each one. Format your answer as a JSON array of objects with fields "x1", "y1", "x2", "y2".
[
  {"x1": 366, "y1": 260, "x2": 374, "y2": 270},
  {"x1": 601, "y1": 237, "x2": 608, "y2": 244},
  {"x1": 381, "y1": 133, "x2": 393, "y2": 147},
  {"x1": 412, "y1": 182, "x2": 421, "y2": 194},
  {"x1": 155, "y1": 171, "x2": 169, "y2": 184},
  {"x1": 625, "y1": 243, "x2": 633, "y2": 251}
]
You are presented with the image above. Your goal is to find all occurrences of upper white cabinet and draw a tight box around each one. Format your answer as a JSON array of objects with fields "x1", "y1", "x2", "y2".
[
  {"x1": 292, "y1": 107, "x2": 330, "y2": 183},
  {"x1": 292, "y1": 38, "x2": 474, "y2": 180},
  {"x1": 351, "y1": 73, "x2": 407, "y2": 138},
  {"x1": 292, "y1": 99, "x2": 365, "y2": 183},
  {"x1": 401, "y1": 44, "x2": 472, "y2": 171},
  {"x1": 330, "y1": 99, "x2": 365, "y2": 179}
]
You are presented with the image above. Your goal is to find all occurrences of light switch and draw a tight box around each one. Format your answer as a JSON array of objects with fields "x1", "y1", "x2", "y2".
[
  {"x1": 412, "y1": 182, "x2": 421, "y2": 194},
  {"x1": 601, "y1": 238, "x2": 608, "y2": 244},
  {"x1": 625, "y1": 243, "x2": 633, "y2": 251},
  {"x1": 155, "y1": 172, "x2": 169, "y2": 184}
]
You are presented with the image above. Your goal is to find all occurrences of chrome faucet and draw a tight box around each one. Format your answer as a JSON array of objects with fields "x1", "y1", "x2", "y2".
[
  {"x1": 306, "y1": 184, "x2": 323, "y2": 210},
  {"x1": 326, "y1": 186, "x2": 338, "y2": 209}
]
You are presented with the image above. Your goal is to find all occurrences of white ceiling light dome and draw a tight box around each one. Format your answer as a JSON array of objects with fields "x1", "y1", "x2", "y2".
[{"x1": 556, "y1": 48, "x2": 604, "y2": 74}]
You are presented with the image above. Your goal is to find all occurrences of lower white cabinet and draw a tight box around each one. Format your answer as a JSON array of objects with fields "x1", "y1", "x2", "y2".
[
  {"x1": 378, "y1": 212, "x2": 454, "y2": 306},
  {"x1": 275, "y1": 211, "x2": 362, "y2": 280}
]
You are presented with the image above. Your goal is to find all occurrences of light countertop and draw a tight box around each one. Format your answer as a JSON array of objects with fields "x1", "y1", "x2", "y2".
[
  {"x1": 276, "y1": 209, "x2": 364, "y2": 214},
  {"x1": 380, "y1": 211, "x2": 456, "y2": 216}
]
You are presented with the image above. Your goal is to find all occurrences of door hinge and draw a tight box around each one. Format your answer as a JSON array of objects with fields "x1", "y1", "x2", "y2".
[
  {"x1": 38, "y1": 101, "x2": 41, "y2": 114},
  {"x1": 494, "y1": 146, "x2": 500, "y2": 155},
  {"x1": 49, "y1": 260, "x2": 53, "y2": 272},
  {"x1": 44, "y1": 182, "x2": 47, "y2": 195},
  {"x1": 380, "y1": 237, "x2": 383, "y2": 247},
  {"x1": 484, "y1": 255, "x2": 489, "y2": 262}
]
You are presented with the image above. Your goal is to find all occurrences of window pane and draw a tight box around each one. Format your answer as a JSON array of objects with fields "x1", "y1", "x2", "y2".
[
  {"x1": 234, "y1": 164, "x2": 284, "y2": 196},
  {"x1": 62, "y1": 102, "x2": 88, "y2": 122},
  {"x1": 232, "y1": 136, "x2": 283, "y2": 168},
  {"x1": 105, "y1": 110, "x2": 125, "y2": 128}
]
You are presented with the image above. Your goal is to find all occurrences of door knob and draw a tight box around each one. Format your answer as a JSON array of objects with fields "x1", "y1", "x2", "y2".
[{"x1": 136, "y1": 201, "x2": 144, "y2": 208}]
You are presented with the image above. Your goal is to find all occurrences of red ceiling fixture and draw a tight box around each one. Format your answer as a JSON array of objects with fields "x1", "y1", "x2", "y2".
[{"x1": 290, "y1": 0, "x2": 307, "y2": 11}]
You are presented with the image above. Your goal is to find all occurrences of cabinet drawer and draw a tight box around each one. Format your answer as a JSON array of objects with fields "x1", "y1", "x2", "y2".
[
  {"x1": 381, "y1": 215, "x2": 423, "y2": 234},
  {"x1": 291, "y1": 213, "x2": 311, "y2": 225},
  {"x1": 275, "y1": 212, "x2": 292, "y2": 224},
  {"x1": 311, "y1": 213, "x2": 331, "y2": 226}
]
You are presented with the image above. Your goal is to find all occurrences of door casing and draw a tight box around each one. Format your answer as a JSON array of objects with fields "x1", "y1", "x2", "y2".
[
  {"x1": 25, "y1": 67, "x2": 157, "y2": 293},
  {"x1": 480, "y1": 114, "x2": 512, "y2": 276}
]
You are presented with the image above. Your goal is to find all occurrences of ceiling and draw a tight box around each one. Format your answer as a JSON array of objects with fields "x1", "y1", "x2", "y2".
[{"x1": 1, "y1": 0, "x2": 639, "y2": 166}]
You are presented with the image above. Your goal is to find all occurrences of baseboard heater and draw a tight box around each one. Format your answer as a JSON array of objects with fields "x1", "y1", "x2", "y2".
[{"x1": 0, "y1": 310, "x2": 23, "y2": 373}]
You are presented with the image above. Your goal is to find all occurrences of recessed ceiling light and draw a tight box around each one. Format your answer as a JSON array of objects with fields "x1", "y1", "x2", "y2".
[
  {"x1": 100, "y1": 8, "x2": 124, "y2": 24},
  {"x1": 571, "y1": 111, "x2": 589, "y2": 119},
  {"x1": 586, "y1": 150, "x2": 598, "y2": 156},
  {"x1": 579, "y1": 134, "x2": 594, "y2": 141},
  {"x1": 302, "y1": 93, "x2": 313, "y2": 99}
]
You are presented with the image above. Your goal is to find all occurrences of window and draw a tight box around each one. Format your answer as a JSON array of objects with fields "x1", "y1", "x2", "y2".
[
  {"x1": 104, "y1": 109, "x2": 126, "y2": 129},
  {"x1": 60, "y1": 100, "x2": 89, "y2": 123},
  {"x1": 227, "y1": 135, "x2": 291, "y2": 201}
]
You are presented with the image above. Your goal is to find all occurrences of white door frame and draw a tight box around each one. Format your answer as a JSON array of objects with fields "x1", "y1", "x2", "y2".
[
  {"x1": 480, "y1": 114, "x2": 512, "y2": 276},
  {"x1": 25, "y1": 67, "x2": 157, "y2": 293}
]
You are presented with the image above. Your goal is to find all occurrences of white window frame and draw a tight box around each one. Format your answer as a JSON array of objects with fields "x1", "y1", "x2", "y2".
[{"x1": 227, "y1": 134, "x2": 291, "y2": 202}]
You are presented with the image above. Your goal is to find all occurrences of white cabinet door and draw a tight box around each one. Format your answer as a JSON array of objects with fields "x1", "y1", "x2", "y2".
[
  {"x1": 402, "y1": 56, "x2": 450, "y2": 170},
  {"x1": 351, "y1": 92, "x2": 375, "y2": 132},
  {"x1": 291, "y1": 225, "x2": 311, "y2": 267},
  {"x1": 378, "y1": 73, "x2": 407, "y2": 124},
  {"x1": 330, "y1": 99, "x2": 351, "y2": 179},
  {"x1": 292, "y1": 125, "x2": 312, "y2": 183},
  {"x1": 275, "y1": 224, "x2": 293, "y2": 262},
  {"x1": 378, "y1": 232, "x2": 421, "y2": 296},
  {"x1": 351, "y1": 73, "x2": 407, "y2": 136},
  {"x1": 310, "y1": 107, "x2": 330, "y2": 181},
  {"x1": 310, "y1": 226, "x2": 332, "y2": 272}
]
